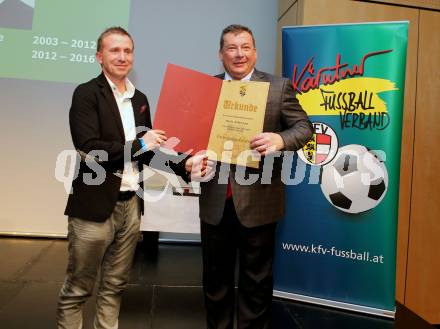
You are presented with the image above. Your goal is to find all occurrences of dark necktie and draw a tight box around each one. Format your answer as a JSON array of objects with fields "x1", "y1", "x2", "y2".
[{"x1": 226, "y1": 180, "x2": 232, "y2": 199}]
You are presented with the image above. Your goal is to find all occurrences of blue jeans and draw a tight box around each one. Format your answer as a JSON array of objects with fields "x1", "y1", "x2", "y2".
[{"x1": 57, "y1": 196, "x2": 140, "y2": 329}]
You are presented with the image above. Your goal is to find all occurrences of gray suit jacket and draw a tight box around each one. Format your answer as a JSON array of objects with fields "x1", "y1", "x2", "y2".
[{"x1": 199, "y1": 69, "x2": 313, "y2": 228}]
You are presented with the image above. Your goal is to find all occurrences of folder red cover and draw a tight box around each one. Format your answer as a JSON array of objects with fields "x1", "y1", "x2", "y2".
[{"x1": 153, "y1": 63, "x2": 222, "y2": 155}]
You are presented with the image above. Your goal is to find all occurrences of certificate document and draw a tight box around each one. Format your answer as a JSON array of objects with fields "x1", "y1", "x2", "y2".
[
  {"x1": 154, "y1": 64, "x2": 269, "y2": 168},
  {"x1": 207, "y1": 80, "x2": 269, "y2": 168}
]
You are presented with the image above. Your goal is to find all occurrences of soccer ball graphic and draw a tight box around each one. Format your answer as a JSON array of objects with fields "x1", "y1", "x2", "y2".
[{"x1": 320, "y1": 144, "x2": 388, "y2": 214}]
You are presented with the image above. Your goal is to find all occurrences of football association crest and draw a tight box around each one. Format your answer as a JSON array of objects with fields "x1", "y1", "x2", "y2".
[{"x1": 298, "y1": 122, "x2": 338, "y2": 166}]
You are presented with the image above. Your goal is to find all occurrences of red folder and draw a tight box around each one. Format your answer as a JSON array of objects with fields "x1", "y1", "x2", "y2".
[{"x1": 153, "y1": 64, "x2": 222, "y2": 155}]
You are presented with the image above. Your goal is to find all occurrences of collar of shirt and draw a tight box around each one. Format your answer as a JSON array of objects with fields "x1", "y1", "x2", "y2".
[
  {"x1": 104, "y1": 74, "x2": 135, "y2": 99},
  {"x1": 224, "y1": 69, "x2": 254, "y2": 81}
]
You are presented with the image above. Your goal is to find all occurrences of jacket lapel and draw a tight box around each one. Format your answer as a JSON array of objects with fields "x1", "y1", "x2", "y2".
[
  {"x1": 97, "y1": 73, "x2": 126, "y2": 141},
  {"x1": 250, "y1": 69, "x2": 266, "y2": 82},
  {"x1": 251, "y1": 69, "x2": 271, "y2": 104}
]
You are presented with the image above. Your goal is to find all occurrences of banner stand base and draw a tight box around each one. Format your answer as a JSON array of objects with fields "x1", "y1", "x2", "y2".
[{"x1": 273, "y1": 290, "x2": 395, "y2": 319}]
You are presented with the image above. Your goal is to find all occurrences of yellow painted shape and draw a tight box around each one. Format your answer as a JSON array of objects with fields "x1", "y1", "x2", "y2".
[{"x1": 297, "y1": 77, "x2": 397, "y2": 116}]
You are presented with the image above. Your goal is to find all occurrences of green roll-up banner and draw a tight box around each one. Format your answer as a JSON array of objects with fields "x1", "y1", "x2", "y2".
[{"x1": 273, "y1": 22, "x2": 408, "y2": 317}]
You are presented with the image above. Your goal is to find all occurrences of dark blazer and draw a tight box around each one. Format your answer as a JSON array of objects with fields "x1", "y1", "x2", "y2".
[
  {"x1": 65, "y1": 73, "x2": 186, "y2": 222},
  {"x1": 199, "y1": 69, "x2": 313, "y2": 228}
]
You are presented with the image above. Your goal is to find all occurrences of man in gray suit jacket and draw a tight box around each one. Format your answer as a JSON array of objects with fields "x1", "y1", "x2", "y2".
[{"x1": 191, "y1": 25, "x2": 313, "y2": 329}]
